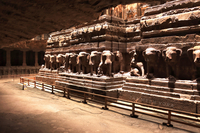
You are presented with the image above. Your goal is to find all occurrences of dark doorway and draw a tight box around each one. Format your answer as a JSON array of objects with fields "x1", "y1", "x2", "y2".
[
  {"x1": 0, "y1": 49, "x2": 6, "y2": 66},
  {"x1": 11, "y1": 50, "x2": 23, "y2": 66},
  {"x1": 26, "y1": 51, "x2": 35, "y2": 66},
  {"x1": 38, "y1": 51, "x2": 45, "y2": 65}
]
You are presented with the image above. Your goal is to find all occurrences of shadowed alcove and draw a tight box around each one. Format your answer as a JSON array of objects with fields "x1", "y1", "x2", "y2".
[
  {"x1": 26, "y1": 51, "x2": 35, "y2": 66},
  {"x1": 11, "y1": 50, "x2": 23, "y2": 66},
  {"x1": 0, "y1": 49, "x2": 6, "y2": 66},
  {"x1": 38, "y1": 51, "x2": 45, "y2": 66}
]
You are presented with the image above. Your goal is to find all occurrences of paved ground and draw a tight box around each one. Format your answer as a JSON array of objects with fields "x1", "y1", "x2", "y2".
[{"x1": 0, "y1": 78, "x2": 200, "y2": 133}]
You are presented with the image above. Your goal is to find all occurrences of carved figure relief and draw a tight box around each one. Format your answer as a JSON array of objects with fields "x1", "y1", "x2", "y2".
[
  {"x1": 44, "y1": 54, "x2": 51, "y2": 69},
  {"x1": 69, "y1": 53, "x2": 78, "y2": 73},
  {"x1": 143, "y1": 47, "x2": 161, "y2": 77},
  {"x1": 113, "y1": 51, "x2": 124, "y2": 73},
  {"x1": 77, "y1": 52, "x2": 90, "y2": 74},
  {"x1": 56, "y1": 54, "x2": 65, "y2": 69},
  {"x1": 129, "y1": 50, "x2": 144, "y2": 76},
  {"x1": 64, "y1": 53, "x2": 70, "y2": 72},
  {"x1": 162, "y1": 47, "x2": 182, "y2": 78},
  {"x1": 89, "y1": 51, "x2": 102, "y2": 75},
  {"x1": 50, "y1": 55, "x2": 56, "y2": 70},
  {"x1": 98, "y1": 50, "x2": 114, "y2": 76},
  {"x1": 187, "y1": 46, "x2": 200, "y2": 79}
]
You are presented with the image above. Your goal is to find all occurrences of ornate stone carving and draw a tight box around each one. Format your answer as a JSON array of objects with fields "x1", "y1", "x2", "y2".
[
  {"x1": 98, "y1": 50, "x2": 114, "y2": 77},
  {"x1": 143, "y1": 47, "x2": 161, "y2": 77},
  {"x1": 162, "y1": 47, "x2": 182, "y2": 78},
  {"x1": 129, "y1": 50, "x2": 144, "y2": 77},
  {"x1": 89, "y1": 51, "x2": 102, "y2": 75}
]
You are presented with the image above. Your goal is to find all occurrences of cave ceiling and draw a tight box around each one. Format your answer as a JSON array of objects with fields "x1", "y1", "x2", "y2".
[{"x1": 0, "y1": 0, "x2": 160, "y2": 47}]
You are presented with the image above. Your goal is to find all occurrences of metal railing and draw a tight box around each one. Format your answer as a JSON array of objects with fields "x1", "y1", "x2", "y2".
[{"x1": 20, "y1": 77, "x2": 200, "y2": 129}]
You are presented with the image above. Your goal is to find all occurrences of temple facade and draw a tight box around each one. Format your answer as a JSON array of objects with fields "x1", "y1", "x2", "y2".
[{"x1": 36, "y1": 0, "x2": 200, "y2": 113}]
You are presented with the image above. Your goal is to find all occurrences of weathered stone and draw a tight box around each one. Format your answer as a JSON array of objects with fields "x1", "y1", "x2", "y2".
[
  {"x1": 144, "y1": 0, "x2": 200, "y2": 16},
  {"x1": 119, "y1": 90, "x2": 197, "y2": 113},
  {"x1": 141, "y1": 34, "x2": 200, "y2": 45}
]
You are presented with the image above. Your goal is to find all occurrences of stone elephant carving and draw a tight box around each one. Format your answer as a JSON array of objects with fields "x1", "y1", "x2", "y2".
[
  {"x1": 112, "y1": 51, "x2": 124, "y2": 73},
  {"x1": 98, "y1": 50, "x2": 114, "y2": 77},
  {"x1": 69, "y1": 53, "x2": 78, "y2": 73},
  {"x1": 64, "y1": 53, "x2": 70, "y2": 72},
  {"x1": 89, "y1": 51, "x2": 101, "y2": 75},
  {"x1": 162, "y1": 47, "x2": 182, "y2": 78},
  {"x1": 143, "y1": 47, "x2": 161, "y2": 77},
  {"x1": 56, "y1": 54, "x2": 65, "y2": 69},
  {"x1": 50, "y1": 55, "x2": 56, "y2": 70},
  {"x1": 129, "y1": 50, "x2": 144, "y2": 77},
  {"x1": 77, "y1": 52, "x2": 90, "y2": 74},
  {"x1": 44, "y1": 54, "x2": 51, "y2": 69},
  {"x1": 187, "y1": 46, "x2": 200, "y2": 79}
]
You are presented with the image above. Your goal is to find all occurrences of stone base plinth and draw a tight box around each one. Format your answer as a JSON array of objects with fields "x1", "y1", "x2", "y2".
[
  {"x1": 121, "y1": 76, "x2": 200, "y2": 113},
  {"x1": 56, "y1": 72, "x2": 126, "y2": 98}
]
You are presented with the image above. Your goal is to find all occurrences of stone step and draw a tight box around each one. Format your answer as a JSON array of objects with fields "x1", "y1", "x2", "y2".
[
  {"x1": 126, "y1": 77, "x2": 197, "y2": 90},
  {"x1": 124, "y1": 82, "x2": 200, "y2": 95},
  {"x1": 57, "y1": 77, "x2": 124, "y2": 90},
  {"x1": 123, "y1": 85, "x2": 180, "y2": 99},
  {"x1": 119, "y1": 90, "x2": 200, "y2": 113}
]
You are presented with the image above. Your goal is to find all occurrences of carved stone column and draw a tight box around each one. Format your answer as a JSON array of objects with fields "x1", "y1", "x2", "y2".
[
  {"x1": 35, "y1": 51, "x2": 39, "y2": 66},
  {"x1": 6, "y1": 49, "x2": 11, "y2": 67},
  {"x1": 22, "y1": 51, "x2": 27, "y2": 66}
]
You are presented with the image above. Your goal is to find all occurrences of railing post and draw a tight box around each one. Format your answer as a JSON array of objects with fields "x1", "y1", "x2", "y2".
[
  {"x1": 20, "y1": 78, "x2": 21, "y2": 83},
  {"x1": 102, "y1": 97, "x2": 109, "y2": 110},
  {"x1": 34, "y1": 81, "x2": 36, "y2": 88},
  {"x1": 51, "y1": 85, "x2": 54, "y2": 94},
  {"x1": 28, "y1": 79, "x2": 29, "y2": 86},
  {"x1": 63, "y1": 88, "x2": 66, "y2": 97},
  {"x1": 82, "y1": 93, "x2": 87, "y2": 104},
  {"x1": 42, "y1": 83, "x2": 44, "y2": 91},
  {"x1": 163, "y1": 110, "x2": 173, "y2": 127},
  {"x1": 67, "y1": 89, "x2": 70, "y2": 99},
  {"x1": 130, "y1": 103, "x2": 138, "y2": 118}
]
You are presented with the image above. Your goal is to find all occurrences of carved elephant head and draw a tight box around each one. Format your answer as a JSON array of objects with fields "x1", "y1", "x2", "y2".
[
  {"x1": 77, "y1": 52, "x2": 90, "y2": 74},
  {"x1": 98, "y1": 50, "x2": 114, "y2": 76},
  {"x1": 64, "y1": 53, "x2": 70, "y2": 71},
  {"x1": 89, "y1": 51, "x2": 101, "y2": 66},
  {"x1": 64, "y1": 53, "x2": 70, "y2": 64},
  {"x1": 44, "y1": 54, "x2": 51, "y2": 69},
  {"x1": 77, "y1": 52, "x2": 90, "y2": 65},
  {"x1": 143, "y1": 47, "x2": 161, "y2": 63},
  {"x1": 187, "y1": 46, "x2": 200, "y2": 67},
  {"x1": 50, "y1": 55, "x2": 56, "y2": 70},
  {"x1": 113, "y1": 51, "x2": 124, "y2": 73},
  {"x1": 69, "y1": 53, "x2": 78, "y2": 65},
  {"x1": 50, "y1": 55, "x2": 56, "y2": 63},
  {"x1": 56, "y1": 54, "x2": 64, "y2": 63},
  {"x1": 44, "y1": 54, "x2": 50, "y2": 61},
  {"x1": 101, "y1": 50, "x2": 114, "y2": 65},
  {"x1": 162, "y1": 47, "x2": 182, "y2": 63},
  {"x1": 69, "y1": 53, "x2": 78, "y2": 73}
]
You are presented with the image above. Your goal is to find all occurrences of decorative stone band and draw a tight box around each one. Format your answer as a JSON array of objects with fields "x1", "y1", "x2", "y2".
[{"x1": 144, "y1": 0, "x2": 200, "y2": 16}]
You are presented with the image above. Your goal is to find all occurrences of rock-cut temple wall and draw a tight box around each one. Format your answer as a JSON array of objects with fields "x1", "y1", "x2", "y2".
[{"x1": 36, "y1": 0, "x2": 200, "y2": 113}]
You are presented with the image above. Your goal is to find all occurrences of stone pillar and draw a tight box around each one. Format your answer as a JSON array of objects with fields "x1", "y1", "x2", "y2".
[
  {"x1": 22, "y1": 51, "x2": 27, "y2": 66},
  {"x1": 6, "y1": 49, "x2": 11, "y2": 67},
  {"x1": 35, "y1": 51, "x2": 39, "y2": 66}
]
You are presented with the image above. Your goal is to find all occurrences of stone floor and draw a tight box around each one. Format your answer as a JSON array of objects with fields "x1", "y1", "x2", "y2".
[{"x1": 0, "y1": 78, "x2": 199, "y2": 133}]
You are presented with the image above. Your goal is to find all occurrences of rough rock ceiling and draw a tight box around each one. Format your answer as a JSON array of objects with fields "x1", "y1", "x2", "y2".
[{"x1": 0, "y1": 0, "x2": 158, "y2": 47}]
